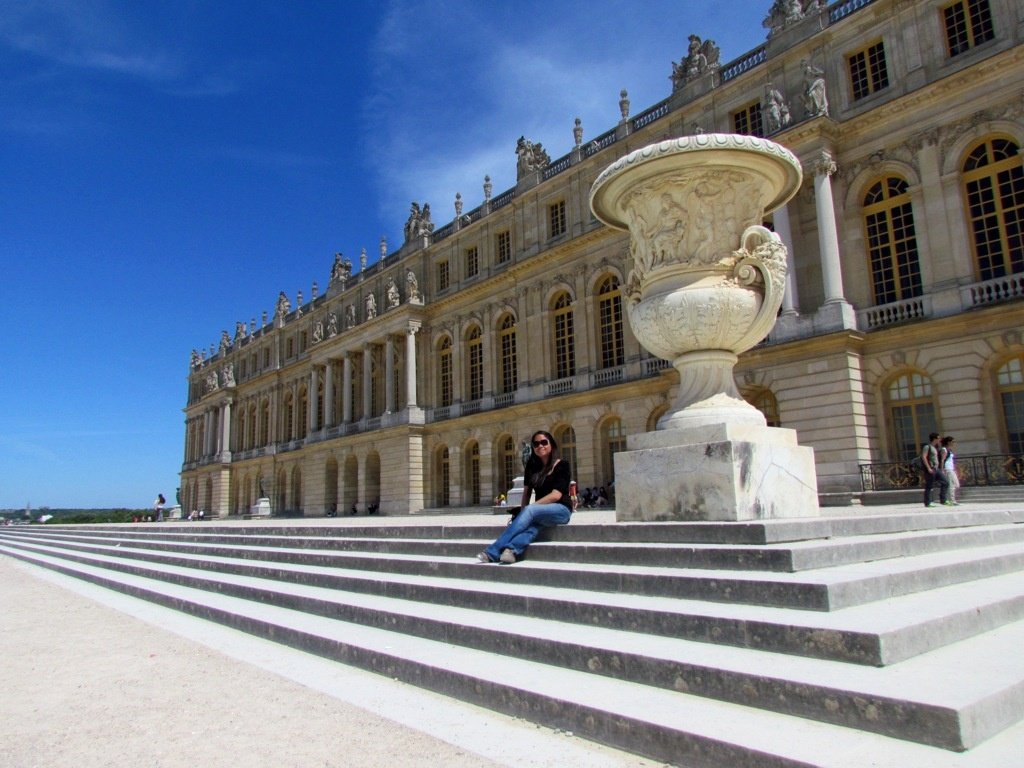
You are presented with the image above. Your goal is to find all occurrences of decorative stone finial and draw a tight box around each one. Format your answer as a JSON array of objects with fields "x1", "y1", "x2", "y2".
[
  {"x1": 380, "y1": 236, "x2": 387, "y2": 261},
  {"x1": 619, "y1": 89, "x2": 630, "y2": 120},
  {"x1": 360, "y1": 247, "x2": 367, "y2": 272},
  {"x1": 573, "y1": 118, "x2": 583, "y2": 147},
  {"x1": 483, "y1": 175, "x2": 492, "y2": 201},
  {"x1": 455, "y1": 192, "x2": 463, "y2": 218}
]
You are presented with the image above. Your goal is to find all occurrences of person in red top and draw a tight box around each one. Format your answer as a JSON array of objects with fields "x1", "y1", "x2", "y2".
[{"x1": 477, "y1": 430, "x2": 573, "y2": 564}]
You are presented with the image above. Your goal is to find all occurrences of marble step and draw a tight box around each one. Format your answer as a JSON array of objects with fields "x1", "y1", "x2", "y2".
[
  {"x1": 9, "y1": 527, "x2": 1024, "y2": 614},
  {"x1": 4, "y1": 544, "x2": 1023, "y2": 761},
  {"x1": 14, "y1": 520, "x2": 1024, "y2": 573},
  {"x1": 5, "y1": 535, "x2": 1024, "y2": 667}
]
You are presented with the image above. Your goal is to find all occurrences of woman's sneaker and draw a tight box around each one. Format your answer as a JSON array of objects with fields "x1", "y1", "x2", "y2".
[
  {"x1": 499, "y1": 548, "x2": 517, "y2": 564},
  {"x1": 475, "y1": 552, "x2": 493, "y2": 563}
]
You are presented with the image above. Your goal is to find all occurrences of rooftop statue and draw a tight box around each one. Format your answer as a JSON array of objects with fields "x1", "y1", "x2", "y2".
[
  {"x1": 671, "y1": 35, "x2": 720, "y2": 91},
  {"x1": 386, "y1": 278, "x2": 400, "y2": 308},
  {"x1": 219, "y1": 330, "x2": 231, "y2": 355},
  {"x1": 763, "y1": 0, "x2": 825, "y2": 38},
  {"x1": 275, "y1": 291, "x2": 291, "y2": 319},
  {"x1": 515, "y1": 136, "x2": 551, "y2": 180},
  {"x1": 404, "y1": 202, "x2": 435, "y2": 243},
  {"x1": 329, "y1": 253, "x2": 352, "y2": 289}
]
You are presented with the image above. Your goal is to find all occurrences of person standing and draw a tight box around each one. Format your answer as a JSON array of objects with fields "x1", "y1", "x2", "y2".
[
  {"x1": 921, "y1": 432, "x2": 948, "y2": 507},
  {"x1": 476, "y1": 430, "x2": 572, "y2": 564},
  {"x1": 153, "y1": 493, "x2": 165, "y2": 522},
  {"x1": 941, "y1": 436, "x2": 960, "y2": 506}
]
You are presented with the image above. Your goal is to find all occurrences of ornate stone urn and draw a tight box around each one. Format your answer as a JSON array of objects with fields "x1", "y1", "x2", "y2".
[
  {"x1": 590, "y1": 133, "x2": 801, "y2": 429},
  {"x1": 590, "y1": 134, "x2": 819, "y2": 521}
]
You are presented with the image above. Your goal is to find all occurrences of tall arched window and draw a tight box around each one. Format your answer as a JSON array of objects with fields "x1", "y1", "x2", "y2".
[
  {"x1": 316, "y1": 375, "x2": 324, "y2": 429},
  {"x1": 597, "y1": 275, "x2": 624, "y2": 368},
  {"x1": 466, "y1": 326, "x2": 483, "y2": 401},
  {"x1": 555, "y1": 425, "x2": 578, "y2": 481},
  {"x1": 298, "y1": 387, "x2": 308, "y2": 437},
  {"x1": 743, "y1": 387, "x2": 781, "y2": 427},
  {"x1": 863, "y1": 176, "x2": 922, "y2": 304},
  {"x1": 962, "y1": 137, "x2": 1024, "y2": 281},
  {"x1": 498, "y1": 435, "x2": 517, "y2": 495},
  {"x1": 996, "y1": 355, "x2": 1024, "y2": 454},
  {"x1": 886, "y1": 372, "x2": 938, "y2": 461},
  {"x1": 466, "y1": 442, "x2": 481, "y2": 504},
  {"x1": 600, "y1": 417, "x2": 626, "y2": 485},
  {"x1": 498, "y1": 315, "x2": 518, "y2": 394},
  {"x1": 552, "y1": 291, "x2": 576, "y2": 379},
  {"x1": 247, "y1": 404, "x2": 257, "y2": 449},
  {"x1": 436, "y1": 446, "x2": 450, "y2": 506},
  {"x1": 283, "y1": 392, "x2": 294, "y2": 441},
  {"x1": 438, "y1": 337, "x2": 453, "y2": 407}
]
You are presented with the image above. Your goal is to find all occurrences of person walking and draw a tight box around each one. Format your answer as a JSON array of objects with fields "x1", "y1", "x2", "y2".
[
  {"x1": 941, "y1": 436, "x2": 961, "y2": 506},
  {"x1": 921, "y1": 432, "x2": 948, "y2": 507},
  {"x1": 476, "y1": 430, "x2": 573, "y2": 564}
]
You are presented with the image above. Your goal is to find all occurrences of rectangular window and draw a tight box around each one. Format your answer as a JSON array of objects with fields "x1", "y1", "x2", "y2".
[
  {"x1": 465, "y1": 246, "x2": 479, "y2": 279},
  {"x1": 549, "y1": 200, "x2": 567, "y2": 239},
  {"x1": 732, "y1": 102, "x2": 764, "y2": 137},
  {"x1": 848, "y1": 41, "x2": 889, "y2": 101},
  {"x1": 496, "y1": 230, "x2": 511, "y2": 264},
  {"x1": 286, "y1": 338, "x2": 294, "y2": 359},
  {"x1": 437, "y1": 259, "x2": 449, "y2": 292},
  {"x1": 943, "y1": 0, "x2": 994, "y2": 58},
  {"x1": 263, "y1": 348, "x2": 271, "y2": 368}
]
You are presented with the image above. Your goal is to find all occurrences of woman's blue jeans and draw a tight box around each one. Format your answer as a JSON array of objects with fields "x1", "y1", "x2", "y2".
[{"x1": 484, "y1": 502, "x2": 571, "y2": 560}]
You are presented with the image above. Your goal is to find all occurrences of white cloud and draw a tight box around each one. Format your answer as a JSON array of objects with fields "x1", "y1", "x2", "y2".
[{"x1": 361, "y1": 0, "x2": 770, "y2": 237}]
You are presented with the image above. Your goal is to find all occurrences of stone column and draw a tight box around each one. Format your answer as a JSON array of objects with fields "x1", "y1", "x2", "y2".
[
  {"x1": 385, "y1": 336, "x2": 396, "y2": 413},
  {"x1": 342, "y1": 353, "x2": 353, "y2": 422},
  {"x1": 362, "y1": 344, "x2": 372, "y2": 419},
  {"x1": 406, "y1": 323, "x2": 420, "y2": 407},
  {"x1": 220, "y1": 399, "x2": 232, "y2": 459},
  {"x1": 773, "y1": 203, "x2": 799, "y2": 315},
  {"x1": 323, "y1": 361, "x2": 335, "y2": 428},
  {"x1": 308, "y1": 368, "x2": 319, "y2": 433},
  {"x1": 813, "y1": 151, "x2": 845, "y2": 304}
]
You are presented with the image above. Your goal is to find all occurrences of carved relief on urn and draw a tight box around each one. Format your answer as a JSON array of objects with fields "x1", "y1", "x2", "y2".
[{"x1": 590, "y1": 134, "x2": 802, "y2": 431}]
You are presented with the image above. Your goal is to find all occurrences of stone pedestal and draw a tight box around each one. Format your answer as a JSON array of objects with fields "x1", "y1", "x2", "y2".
[
  {"x1": 251, "y1": 498, "x2": 272, "y2": 517},
  {"x1": 614, "y1": 424, "x2": 818, "y2": 521},
  {"x1": 505, "y1": 477, "x2": 530, "y2": 508}
]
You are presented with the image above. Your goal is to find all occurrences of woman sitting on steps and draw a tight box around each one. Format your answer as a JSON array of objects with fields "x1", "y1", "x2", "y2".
[{"x1": 476, "y1": 430, "x2": 573, "y2": 565}]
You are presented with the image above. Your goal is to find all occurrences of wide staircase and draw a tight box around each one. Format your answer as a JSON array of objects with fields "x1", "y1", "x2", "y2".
[{"x1": 3, "y1": 507, "x2": 1024, "y2": 767}]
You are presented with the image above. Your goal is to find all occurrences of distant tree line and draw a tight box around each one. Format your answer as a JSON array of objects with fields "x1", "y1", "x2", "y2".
[{"x1": 0, "y1": 508, "x2": 149, "y2": 525}]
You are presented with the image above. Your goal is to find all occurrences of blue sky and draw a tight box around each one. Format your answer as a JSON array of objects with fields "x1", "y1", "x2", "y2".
[{"x1": 0, "y1": 0, "x2": 770, "y2": 509}]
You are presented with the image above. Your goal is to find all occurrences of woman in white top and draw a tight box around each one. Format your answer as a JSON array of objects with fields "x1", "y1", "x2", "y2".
[{"x1": 940, "y1": 436, "x2": 960, "y2": 505}]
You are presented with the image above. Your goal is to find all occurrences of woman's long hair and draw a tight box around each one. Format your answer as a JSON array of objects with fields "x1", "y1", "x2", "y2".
[{"x1": 526, "y1": 430, "x2": 561, "y2": 488}]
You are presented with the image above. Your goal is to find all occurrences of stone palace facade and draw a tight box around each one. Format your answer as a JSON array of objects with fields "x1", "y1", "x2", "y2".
[{"x1": 182, "y1": 0, "x2": 1024, "y2": 516}]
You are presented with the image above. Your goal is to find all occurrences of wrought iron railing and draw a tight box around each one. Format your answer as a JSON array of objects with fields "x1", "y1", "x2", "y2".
[{"x1": 860, "y1": 454, "x2": 1024, "y2": 491}]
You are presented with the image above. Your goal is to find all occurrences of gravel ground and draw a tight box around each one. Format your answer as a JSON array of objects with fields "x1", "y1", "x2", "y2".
[{"x1": 0, "y1": 555, "x2": 662, "y2": 768}]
